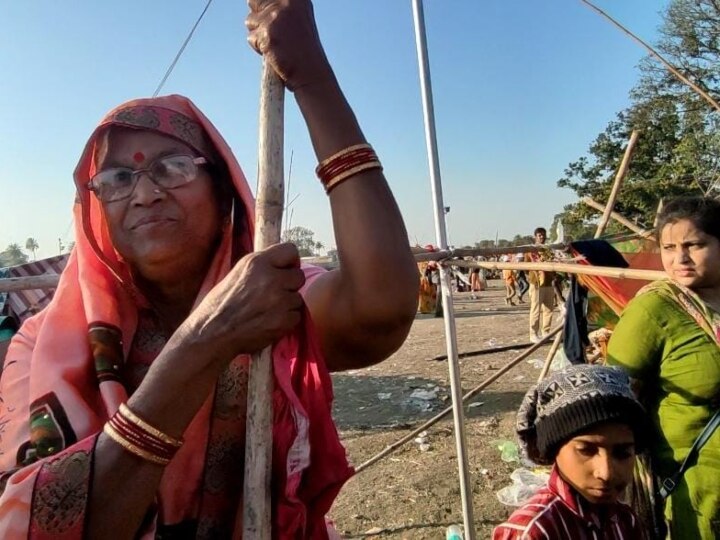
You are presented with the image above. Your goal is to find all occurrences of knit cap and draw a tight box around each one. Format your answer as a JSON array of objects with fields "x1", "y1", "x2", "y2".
[{"x1": 516, "y1": 364, "x2": 647, "y2": 465}]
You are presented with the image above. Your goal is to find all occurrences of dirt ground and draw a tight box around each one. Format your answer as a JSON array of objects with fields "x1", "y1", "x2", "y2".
[{"x1": 328, "y1": 279, "x2": 561, "y2": 539}]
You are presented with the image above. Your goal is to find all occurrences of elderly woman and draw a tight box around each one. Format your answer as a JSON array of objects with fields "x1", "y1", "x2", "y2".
[
  {"x1": 0, "y1": 1, "x2": 418, "y2": 538},
  {"x1": 607, "y1": 197, "x2": 720, "y2": 539}
]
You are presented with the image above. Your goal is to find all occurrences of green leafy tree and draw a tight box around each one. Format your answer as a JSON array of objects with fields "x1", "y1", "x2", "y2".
[
  {"x1": 282, "y1": 226, "x2": 324, "y2": 257},
  {"x1": 556, "y1": 0, "x2": 720, "y2": 232},
  {"x1": 25, "y1": 237, "x2": 39, "y2": 260},
  {"x1": 0, "y1": 244, "x2": 29, "y2": 267}
]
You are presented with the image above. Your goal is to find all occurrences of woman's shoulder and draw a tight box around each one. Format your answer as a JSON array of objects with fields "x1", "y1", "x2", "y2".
[{"x1": 624, "y1": 284, "x2": 684, "y2": 322}]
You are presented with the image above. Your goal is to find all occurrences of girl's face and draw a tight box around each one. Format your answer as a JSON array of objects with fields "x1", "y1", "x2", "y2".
[
  {"x1": 555, "y1": 422, "x2": 636, "y2": 505},
  {"x1": 660, "y1": 219, "x2": 720, "y2": 291}
]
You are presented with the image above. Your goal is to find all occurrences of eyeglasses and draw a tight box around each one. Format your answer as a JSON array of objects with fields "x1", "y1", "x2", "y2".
[{"x1": 87, "y1": 154, "x2": 208, "y2": 203}]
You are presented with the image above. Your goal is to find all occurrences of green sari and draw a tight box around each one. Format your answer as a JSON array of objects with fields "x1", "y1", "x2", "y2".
[{"x1": 608, "y1": 281, "x2": 720, "y2": 539}]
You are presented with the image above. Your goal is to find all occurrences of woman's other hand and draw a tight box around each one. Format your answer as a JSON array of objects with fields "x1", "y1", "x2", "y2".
[
  {"x1": 183, "y1": 242, "x2": 305, "y2": 360},
  {"x1": 246, "y1": 0, "x2": 334, "y2": 91}
]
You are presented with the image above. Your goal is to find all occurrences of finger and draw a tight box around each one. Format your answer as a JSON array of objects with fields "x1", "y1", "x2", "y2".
[
  {"x1": 245, "y1": 13, "x2": 260, "y2": 31},
  {"x1": 288, "y1": 291, "x2": 305, "y2": 311},
  {"x1": 264, "y1": 242, "x2": 301, "y2": 268},
  {"x1": 282, "y1": 268, "x2": 306, "y2": 292}
]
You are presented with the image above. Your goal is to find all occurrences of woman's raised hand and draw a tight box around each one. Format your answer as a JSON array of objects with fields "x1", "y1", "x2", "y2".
[
  {"x1": 184, "y1": 242, "x2": 306, "y2": 359},
  {"x1": 245, "y1": 0, "x2": 334, "y2": 91}
]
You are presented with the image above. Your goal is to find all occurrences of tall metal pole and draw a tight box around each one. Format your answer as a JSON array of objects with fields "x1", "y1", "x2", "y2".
[{"x1": 411, "y1": 1, "x2": 476, "y2": 537}]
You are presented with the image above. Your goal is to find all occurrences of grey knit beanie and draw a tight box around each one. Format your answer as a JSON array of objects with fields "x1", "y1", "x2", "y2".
[{"x1": 516, "y1": 364, "x2": 647, "y2": 465}]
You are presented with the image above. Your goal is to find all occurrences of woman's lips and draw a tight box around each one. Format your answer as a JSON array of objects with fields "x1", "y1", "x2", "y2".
[{"x1": 130, "y1": 216, "x2": 175, "y2": 230}]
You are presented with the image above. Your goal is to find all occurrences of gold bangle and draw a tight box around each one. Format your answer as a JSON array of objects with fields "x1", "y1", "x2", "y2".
[
  {"x1": 103, "y1": 423, "x2": 170, "y2": 466},
  {"x1": 325, "y1": 161, "x2": 383, "y2": 193},
  {"x1": 118, "y1": 403, "x2": 182, "y2": 448},
  {"x1": 316, "y1": 143, "x2": 372, "y2": 171}
]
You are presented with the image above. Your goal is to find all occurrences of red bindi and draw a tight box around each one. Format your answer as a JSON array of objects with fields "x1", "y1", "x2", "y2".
[{"x1": 133, "y1": 151, "x2": 145, "y2": 164}]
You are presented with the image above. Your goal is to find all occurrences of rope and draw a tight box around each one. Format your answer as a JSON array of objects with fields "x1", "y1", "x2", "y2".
[{"x1": 152, "y1": 0, "x2": 214, "y2": 97}]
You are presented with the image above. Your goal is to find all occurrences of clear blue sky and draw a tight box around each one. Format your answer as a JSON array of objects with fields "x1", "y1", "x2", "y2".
[{"x1": 1, "y1": 0, "x2": 667, "y2": 259}]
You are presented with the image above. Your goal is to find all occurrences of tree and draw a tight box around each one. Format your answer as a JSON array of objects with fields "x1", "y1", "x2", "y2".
[
  {"x1": 556, "y1": 0, "x2": 720, "y2": 232},
  {"x1": 282, "y1": 226, "x2": 324, "y2": 257},
  {"x1": 25, "y1": 237, "x2": 39, "y2": 260},
  {"x1": 0, "y1": 244, "x2": 29, "y2": 267}
]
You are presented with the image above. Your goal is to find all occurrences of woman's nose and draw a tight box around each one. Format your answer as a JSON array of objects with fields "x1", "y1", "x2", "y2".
[{"x1": 130, "y1": 173, "x2": 165, "y2": 205}]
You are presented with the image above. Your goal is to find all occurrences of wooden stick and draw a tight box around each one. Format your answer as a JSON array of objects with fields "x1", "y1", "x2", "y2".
[
  {"x1": 243, "y1": 54, "x2": 285, "y2": 539},
  {"x1": 654, "y1": 198, "x2": 665, "y2": 229},
  {"x1": 538, "y1": 330, "x2": 564, "y2": 382},
  {"x1": 582, "y1": 197, "x2": 654, "y2": 239},
  {"x1": 0, "y1": 274, "x2": 60, "y2": 293},
  {"x1": 412, "y1": 242, "x2": 568, "y2": 262},
  {"x1": 355, "y1": 326, "x2": 563, "y2": 474},
  {"x1": 432, "y1": 342, "x2": 533, "y2": 362},
  {"x1": 595, "y1": 130, "x2": 640, "y2": 238},
  {"x1": 450, "y1": 259, "x2": 667, "y2": 282},
  {"x1": 580, "y1": 0, "x2": 720, "y2": 114}
]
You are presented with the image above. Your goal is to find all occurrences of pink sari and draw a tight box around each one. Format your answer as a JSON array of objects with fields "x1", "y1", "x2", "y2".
[{"x1": 0, "y1": 95, "x2": 352, "y2": 539}]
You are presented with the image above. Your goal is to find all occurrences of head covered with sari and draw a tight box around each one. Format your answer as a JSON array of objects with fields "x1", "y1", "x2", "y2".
[{"x1": 0, "y1": 95, "x2": 351, "y2": 539}]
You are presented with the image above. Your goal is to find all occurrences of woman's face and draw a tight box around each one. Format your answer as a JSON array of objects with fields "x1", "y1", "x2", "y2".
[
  {"x1": 660, "y1": 218, "x2": 720, "y2": 290},
  {"x1": 96, "y1": 128, "x2": 224, "y2": 278}
]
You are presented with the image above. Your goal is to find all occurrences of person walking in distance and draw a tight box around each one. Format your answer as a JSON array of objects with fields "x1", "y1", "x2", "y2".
[{"x1": 525, "y1": 227, "x2": 554, "y2": 343}]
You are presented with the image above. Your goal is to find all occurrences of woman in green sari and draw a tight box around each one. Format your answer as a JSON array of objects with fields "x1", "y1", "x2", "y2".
[{"x1": 608, "y1": 197, "x2": 720, "y2": 539}]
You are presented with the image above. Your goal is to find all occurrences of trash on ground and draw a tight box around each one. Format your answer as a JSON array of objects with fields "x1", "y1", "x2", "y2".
[
  {"x1": 492, "y1": 439, "x2": 520, "y2": 462},
  {"x1": 468, "y1": 401, "x2": 484, "y2": 408},
  {"x1": 377, "y1": 392, "x2": 392, "y2": 400},
  {"x1": 409, "y1": 387, "x2": 439, "y2": 400},
  {"x1": 526, "y1": 358, "x2": 544, "y2": 369},
  {"x1": 496, "y1": 468, "x2": 550, "y2": 506},
  {"x1": 446, "y1": 524, "x2": 464, "y2": 539}
]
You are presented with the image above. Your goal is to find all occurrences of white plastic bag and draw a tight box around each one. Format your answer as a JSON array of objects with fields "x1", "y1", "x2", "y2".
[{"x1": 496, "y1": 468, "x2": 550, "y2": 507}]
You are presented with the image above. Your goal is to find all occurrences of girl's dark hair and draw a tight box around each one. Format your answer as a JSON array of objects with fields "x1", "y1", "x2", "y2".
[{"x1": 655, "y1": 197, "x2": 720, "y2": 242}]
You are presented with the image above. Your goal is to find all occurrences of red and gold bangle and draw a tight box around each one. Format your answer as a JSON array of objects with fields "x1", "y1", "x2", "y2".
[
  {"x1": 109, "y1": 414, "x2": 177, "y2": 460},
  {"x1": 102, "y1": 403, "x2": 183, "y2": 465},
  {"x1": 315, "y1": 143, "x2": 383, "y2": 193},
  {"x1": 103, "y1": 422, "x2": 171, "y2": 466},
  {"x1": 119, "y1": 403, "x2": 183, "y2": 448}
]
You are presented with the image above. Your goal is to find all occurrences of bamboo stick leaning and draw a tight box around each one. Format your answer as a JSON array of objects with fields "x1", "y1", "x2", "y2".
[
  {"x1": 582, "y1": 197, "x2": 654, "y2": 239},
  {"x1": 243, "y1": 45, "x2": 285, "y2": 540},
  {"x1": 595, "y1": 130, "x2": 640, "y2": 238},
  {"x1": 580, "y1": 0, "x2": 720, "y2": 114}
]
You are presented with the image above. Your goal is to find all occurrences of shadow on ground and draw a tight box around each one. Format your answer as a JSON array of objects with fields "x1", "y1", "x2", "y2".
[{"x1": 332, "y1": 373, "x2": 527, "y2": 432}]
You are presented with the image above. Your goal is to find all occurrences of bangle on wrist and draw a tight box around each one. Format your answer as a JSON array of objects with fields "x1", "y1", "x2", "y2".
[
  {"x1": 315, "y1": 143, "x2": 383, "y2": 194},
  {"x1": 103, "y1": 403, "x2": 183, "y2": 466}
]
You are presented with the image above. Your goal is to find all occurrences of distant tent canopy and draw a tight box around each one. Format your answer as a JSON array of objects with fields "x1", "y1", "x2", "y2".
[{"x1": 0, "y1": 254, "x2": 69, "y2": 325}]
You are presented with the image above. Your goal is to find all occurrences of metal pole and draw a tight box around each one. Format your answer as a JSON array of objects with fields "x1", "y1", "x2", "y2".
[{"x1": 411, "y1": 1, "x2": 476, "y2": 537}]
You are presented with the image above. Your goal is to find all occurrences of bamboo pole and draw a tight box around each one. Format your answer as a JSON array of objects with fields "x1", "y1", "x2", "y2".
[
  {"x1": 243, "y1": 44, "x2": 285, "y2": 540},
  {"x1": 411, "y1": 1, "x2": 475, "y2": 535},
  {"x1": 412, "y1": 242, "x2": 567, "y2": 262},
  {"x1": 580, "y1": 0, "x2": 720, "y2": 114},
  {"x1": 432, "y1": 342, "x2": 533, "y2": 362},
  {"x1": 595, "y1": 130, "x2": 640, "y2": 238},
  {"x1": 654, "y1": 198, "x2": 665, "y2": 229},
  {"x1": 450, "y1": 259, "x2": 667, "y2": 281},
  {"x1": 538, "y1": 330, "x2": 564, "y2": 382},
  {"x1": 0, "y1": 274, "x2": 60, "y2": 293},
  {"x1": 582, "y1": 197, "x2": 654, "y2": 239},
  {"x1": 355, "y1": 326, "x2": 563, "y2": 474}
]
